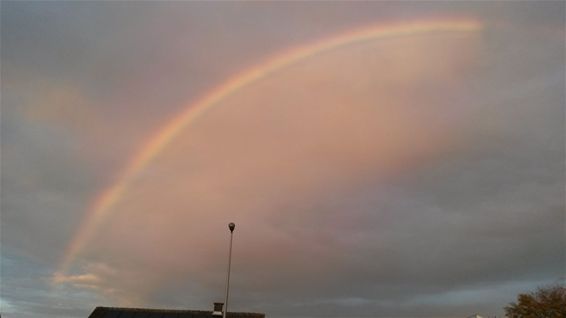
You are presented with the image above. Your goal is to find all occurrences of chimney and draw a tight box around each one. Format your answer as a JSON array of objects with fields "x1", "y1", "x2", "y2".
[{"x1": 212, "y1": 302, "x2": 224, "y2": 316}]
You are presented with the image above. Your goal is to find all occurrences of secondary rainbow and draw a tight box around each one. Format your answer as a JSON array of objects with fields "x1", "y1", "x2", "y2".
[{"x1": 57, "y1": 18, "x2": 482, "y2": 274}]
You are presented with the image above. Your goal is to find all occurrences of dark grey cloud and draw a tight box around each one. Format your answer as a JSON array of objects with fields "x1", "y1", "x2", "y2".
[{"x1": 0, "y1": 249, "x2": 102, "y2": 318}]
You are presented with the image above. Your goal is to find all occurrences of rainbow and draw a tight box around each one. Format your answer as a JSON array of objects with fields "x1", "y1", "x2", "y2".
[{"x1": 57, "y1": 18, "x2": 482, "y2": 274}]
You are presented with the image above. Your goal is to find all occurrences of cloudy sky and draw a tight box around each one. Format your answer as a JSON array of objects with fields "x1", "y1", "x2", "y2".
[{"x1": 1, "y1": 2, "x2": 564, "y2": 318}]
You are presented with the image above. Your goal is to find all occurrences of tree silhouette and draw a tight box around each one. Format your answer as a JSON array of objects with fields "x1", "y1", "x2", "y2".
[{"x1": 504, "y1": 285, "x2": 566, "y2": 318}]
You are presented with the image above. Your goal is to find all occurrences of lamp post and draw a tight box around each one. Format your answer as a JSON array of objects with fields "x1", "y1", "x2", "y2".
[{"x1": 223, "y1": 222, "x2": 235, "y2": 318}]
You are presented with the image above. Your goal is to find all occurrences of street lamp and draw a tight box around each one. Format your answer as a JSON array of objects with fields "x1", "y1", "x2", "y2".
[{"x1": 223, "y1": 222, "x2": 235, "y2": 318}]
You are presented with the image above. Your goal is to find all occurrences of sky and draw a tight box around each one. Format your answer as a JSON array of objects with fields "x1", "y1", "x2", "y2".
[{"x1": 1, "y1": 1, "x2": 564, "y2": 318}]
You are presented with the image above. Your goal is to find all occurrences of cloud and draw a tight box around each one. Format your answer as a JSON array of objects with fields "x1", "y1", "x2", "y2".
[{"x1": 52, "y1": 273, "x2": 101, "y2": 289}]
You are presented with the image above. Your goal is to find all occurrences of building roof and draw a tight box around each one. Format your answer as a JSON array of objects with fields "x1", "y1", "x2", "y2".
[{"x1": 88, "y1": 307, "x2": 265, "y2": 318}]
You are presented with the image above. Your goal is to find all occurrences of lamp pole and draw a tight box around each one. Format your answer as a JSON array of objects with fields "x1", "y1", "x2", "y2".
[{"x1": 223, "y1": 222, "x2": 235, "y2": 318}]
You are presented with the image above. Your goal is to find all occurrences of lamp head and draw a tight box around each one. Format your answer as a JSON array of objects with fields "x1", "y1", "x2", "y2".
[{"x1": 228, "y1": 222, "x2": 235, "y2": 232}]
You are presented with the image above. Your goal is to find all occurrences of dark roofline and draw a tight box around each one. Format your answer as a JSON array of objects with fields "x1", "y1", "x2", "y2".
[
  {"x1": 89, "y1": 306, "x2": 265, "y2": 318},
  {"x1": 92, "y1": 306, "x2": 211, "y2": 314}
]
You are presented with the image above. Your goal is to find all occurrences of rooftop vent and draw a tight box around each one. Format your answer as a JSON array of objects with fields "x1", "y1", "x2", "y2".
[{"x1": 212, "y1": 302, "x2": 224, "y2": 316}]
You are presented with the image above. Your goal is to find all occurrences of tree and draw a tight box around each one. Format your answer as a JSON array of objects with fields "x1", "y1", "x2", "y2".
[{"x1": 504, "y1": 285, "x2": 566, "y2": 318}]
